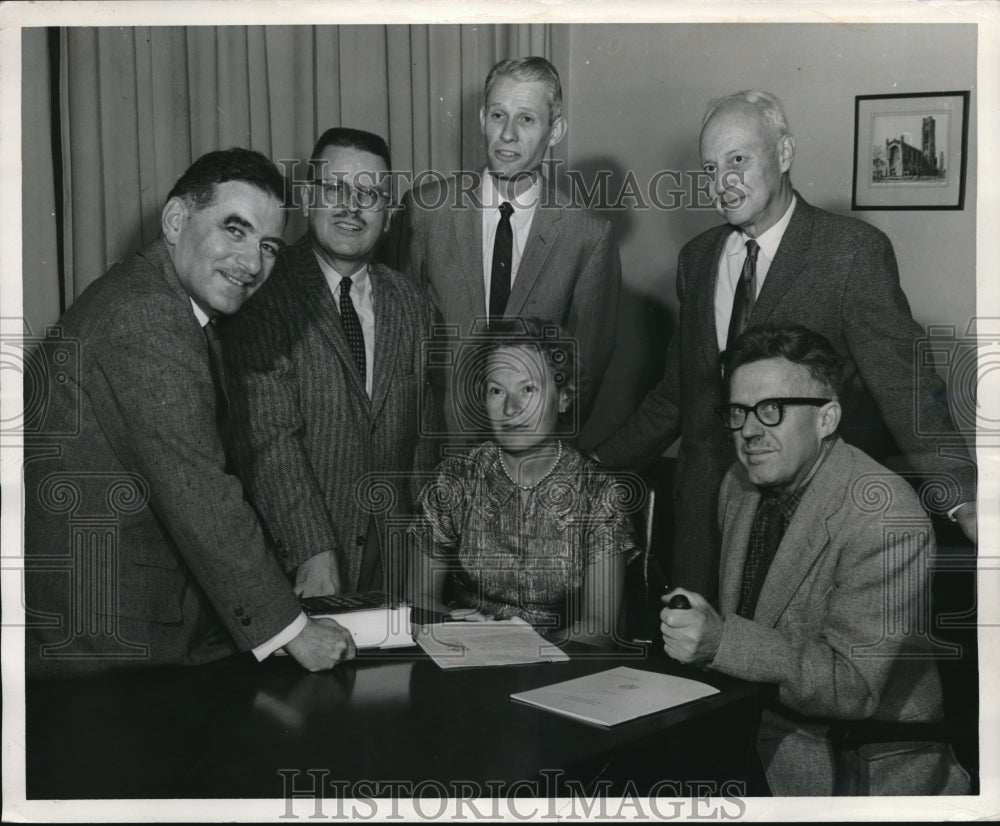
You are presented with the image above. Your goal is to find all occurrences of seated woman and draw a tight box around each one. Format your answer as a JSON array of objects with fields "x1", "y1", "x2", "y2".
[{"x1": 411, "y1": 321, "x2": 639, "y2": 646}]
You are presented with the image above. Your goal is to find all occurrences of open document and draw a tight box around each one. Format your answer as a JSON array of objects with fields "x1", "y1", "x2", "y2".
[
  {"x1": 511, "y1": 666, "x2": 719, "y2": 727},
  {"x1": 415, "y1": 619, "x2": 569, "y2": 669}
]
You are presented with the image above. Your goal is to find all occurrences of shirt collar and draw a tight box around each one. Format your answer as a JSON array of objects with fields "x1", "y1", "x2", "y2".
[
  {"x1": 749, "y1": 195, "x2": 797, "y2": 262},
  {"x1": 481, "y1": 168, "x2": 542, "y2": 215},
  {"x1": 314, "y1": 253, "x2": 370, "y2": 291},
  {"x1": 190, "y1": 299, "x2": 211, "y2": 328},
  {"x1": 763, "y1": 434, "x2": 836, "y2": 512},
  {"x1": 726, "y1": 195, "x2": 797, "y2": 262}
]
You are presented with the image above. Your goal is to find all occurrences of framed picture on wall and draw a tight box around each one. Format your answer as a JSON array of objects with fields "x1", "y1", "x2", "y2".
[{"x1": 852, "y1": 91, "x2": 969, "y2": 210}]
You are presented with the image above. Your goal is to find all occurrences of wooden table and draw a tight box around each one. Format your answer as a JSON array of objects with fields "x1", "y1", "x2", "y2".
[{"x1": 26, "y1": 640, "x2": 765, "y2": 801}]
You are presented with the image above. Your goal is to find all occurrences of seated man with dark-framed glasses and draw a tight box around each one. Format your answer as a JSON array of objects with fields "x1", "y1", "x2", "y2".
[{"x1": 659, "y1": 323, "x2": 968, "y2": 796}]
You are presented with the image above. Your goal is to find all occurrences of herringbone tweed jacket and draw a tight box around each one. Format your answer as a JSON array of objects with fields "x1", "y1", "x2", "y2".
[
  {"x1": 25, "y1": 238, "x2": 301, "y2": 675},
  {"x1": 223, "y1": 235, "x2": 439, "y2": 590}
]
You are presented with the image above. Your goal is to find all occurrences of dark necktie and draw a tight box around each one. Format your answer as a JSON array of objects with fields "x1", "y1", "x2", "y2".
[
  {"x1": 726, "y1": 238, "x2": 760, "y2": 349},
  {"x1": 489, "y1": 202, "x2": 514, "y2": 322},
  {"x1": 339, "y1": 275, "x2": 367, "y2": 383},
  {"x1": 737, "y1": 495, "x2": 785, "y2": 619},
  {"x1": 203, "y1": 319, "x2": 228, "y2": 422}
]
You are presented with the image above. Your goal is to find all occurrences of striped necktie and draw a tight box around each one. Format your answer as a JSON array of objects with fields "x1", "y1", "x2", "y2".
[{"x1": 726, "y1": 238, "x2": 760, "y2": 349}]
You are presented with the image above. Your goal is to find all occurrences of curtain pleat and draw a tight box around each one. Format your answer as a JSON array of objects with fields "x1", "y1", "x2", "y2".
[
  {"x1": 385, "y1": 25, "x2": 414, "y2": 178},
  {"x1": 21, "y1": 28, "x2": 62, "y2": 335},
  {"x1": 50, "y1": 23, "x2": 559, "y2": 306}
]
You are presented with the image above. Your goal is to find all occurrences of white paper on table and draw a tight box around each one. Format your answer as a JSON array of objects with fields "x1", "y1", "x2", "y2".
[
  {"x1": 510, "y1": 665, "x2": 719, "y2": 727},
  {"x1": 415, "y1": 619, "x2": 569, "y2": 669},
  {"x1": 311, "y1": 605, "x2": 414, "y2": 649}
]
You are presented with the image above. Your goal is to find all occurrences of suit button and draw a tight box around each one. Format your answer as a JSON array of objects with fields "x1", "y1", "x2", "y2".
[
  {"x1": 234, "y1": 607, "x2": 244, "y2": 617},
  {"x1": 240, "y1": 617, "x2": 252, "y2": 627},
  {"x1": 356, "y1": 535, "x2": 366, "y2": 547}
]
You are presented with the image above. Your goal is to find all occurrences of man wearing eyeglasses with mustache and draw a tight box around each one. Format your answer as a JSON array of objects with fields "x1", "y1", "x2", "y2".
[
  {"x1": 224, "y1": 128, "x2": 437, "y2": 601},
  {"x1": 659, "y1": 323, "x2": 968, "y2": 797}
]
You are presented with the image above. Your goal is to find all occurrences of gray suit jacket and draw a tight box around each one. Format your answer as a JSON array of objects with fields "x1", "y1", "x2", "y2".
[
  {"x1": 596, "y1": 196, "x2": 976, "y2": 598},
  {"x1": 400, "y1": 173, "x2": 621, "y2": 430},
  {"x1": 222, "y1": 236, "x2": 438, "y2": 591},
  {"x1": 24, "y1": 239, "x2": 301, "y2": 676},
  {"x1": 711, "y1": 438, "x2": 968, "y2": 795}
]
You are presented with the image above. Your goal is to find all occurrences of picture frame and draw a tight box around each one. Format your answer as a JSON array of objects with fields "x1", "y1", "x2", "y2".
[{"x1": 852, "y1": 91, "x2": 969, "y2": 210}]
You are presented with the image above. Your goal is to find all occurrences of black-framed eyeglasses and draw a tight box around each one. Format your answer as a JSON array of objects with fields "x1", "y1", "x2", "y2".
[
  {"x1": 316, "y1": 179, "x2": 390, "y2": 212},
  {"x1": 715, "y1": 397, "x2": 831, "y2": 430}
]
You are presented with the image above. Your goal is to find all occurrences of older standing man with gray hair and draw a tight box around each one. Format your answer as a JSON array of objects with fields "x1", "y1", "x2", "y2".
[{"x1": 594, "y1": 89, "x2": 977, "y2": 602}]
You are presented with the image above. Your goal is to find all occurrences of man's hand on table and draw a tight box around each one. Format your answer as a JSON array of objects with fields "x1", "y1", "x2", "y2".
[
  {"x1": 285, "y1": 616, "x2": 356, "y2": 671},
  {"x1": 660, "y1": 588, "x2": 722, "y2": 665}
]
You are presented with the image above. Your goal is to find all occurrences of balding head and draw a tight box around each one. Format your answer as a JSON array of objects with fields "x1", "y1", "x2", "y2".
[{"x1": 699, "y1": 90, "x2": 796, "y2": 238}]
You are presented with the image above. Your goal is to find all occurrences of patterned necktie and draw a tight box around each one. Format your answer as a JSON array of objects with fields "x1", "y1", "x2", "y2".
[
  {"x1": 737, "y1": 495, "x2": 785, "y2": 619},
  {"x1": 489, "y1": 202, "x2": 515, "y2": 323},
  {"x1": 203, "y1": 319, "x2": 228, "y2": 421},
  {"x1": 339, "y1": 276, "x2": 367, "y2": 382},
  {"x1": 727, "y1": 238, "x2": 760, "y2": 349}
]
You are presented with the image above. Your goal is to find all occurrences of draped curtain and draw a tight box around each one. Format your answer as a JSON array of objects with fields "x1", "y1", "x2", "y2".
[{"x1": 25, "y1": 24, "x2": 565, "y2": 326}]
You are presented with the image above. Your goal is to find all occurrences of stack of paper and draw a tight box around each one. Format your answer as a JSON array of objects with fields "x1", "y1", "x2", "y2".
[
  {"x1": 303, "y1": 592, "x2": 413, "y2": 649},
  {"x1": 415, "y1": 619, "x2": 569, "y2": 669},
  {"x1": 510, "y1": 666, "x2": 719, "y2": 726}
]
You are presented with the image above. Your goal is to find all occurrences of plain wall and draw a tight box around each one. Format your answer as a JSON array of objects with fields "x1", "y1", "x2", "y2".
[{"x1": 564, "y1": 23, "x2": 978, "y2": 445}]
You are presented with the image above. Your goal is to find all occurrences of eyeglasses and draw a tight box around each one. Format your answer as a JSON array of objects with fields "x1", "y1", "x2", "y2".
[
  {"x1": 715, "y1": 397, "x2": 831, "y2": 430},
  {"x1": 316, "y1": 179, "x2": 390, "y2": 212}
]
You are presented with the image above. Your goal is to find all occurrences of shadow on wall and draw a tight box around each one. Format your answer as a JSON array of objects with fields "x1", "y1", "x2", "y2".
[
  {"x1": 553, "y1": 153, "x2": 636, "y2": 248},
  {"x1": 581, "y1": 280, "x2": 675, "y2": 449},
  {"x1": 567, "y1": 152, "x2": 692, "y2": 448}
]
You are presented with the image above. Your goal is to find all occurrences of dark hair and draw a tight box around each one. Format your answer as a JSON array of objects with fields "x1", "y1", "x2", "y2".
[
  {"x1": 722, "y1": 323, "x2": 844, "y2": 399},
  {"x1": 484, "y1": 57, "x2": 563, "y2": 122},
  {"x1": 309, "y1": 127, "x2": 391, "y2": 179},
  {"x1": 166, "y1": 147, "x2": 285, "y2": 210}
]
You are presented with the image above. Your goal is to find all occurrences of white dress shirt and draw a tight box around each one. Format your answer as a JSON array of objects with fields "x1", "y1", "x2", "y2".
[
  {"x1": 190, "y1": 298, "x2": 309, "y2": 661},
  {"x1": 481, "y1": 170, "x2": 541, "y2": 317},
  {"x1": 315, "y1": 256, "x2": 376, "y2": 397},
  {"x1": 714, "y1": 196, "x2": 798, "y2": 352}
]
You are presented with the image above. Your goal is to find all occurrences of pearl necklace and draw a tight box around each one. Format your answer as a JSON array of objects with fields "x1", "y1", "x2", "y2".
[{"x1": 498, "y1": 440, "x2": 563, "y2": 491}]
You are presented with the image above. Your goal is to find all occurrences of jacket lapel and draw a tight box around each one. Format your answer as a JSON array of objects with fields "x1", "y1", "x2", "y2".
[
  {"x1": 506, "y1": 179, "x2": 563, "y2": 317},
  {"x1": 454, "y1": 186, "x2": 486, "y2": 332},
  {"x1": 695, "y1": 228, "x2": 735, "y2": 373},
  {"x1": 751, "y1": 193, "x2": 814, "y2": 324},
  {"x1": 369, "y1": 261, "x2": 401, "y2": 418},
  {"x1": 291, "y1": 238, "x2": 369, "y2": 402},
  {"x1": 719, "y1": 470, "x2": 760, "y2": 615},
  {"x1": 751, "y1": 439, "x2": 851, "y2": 627}
]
